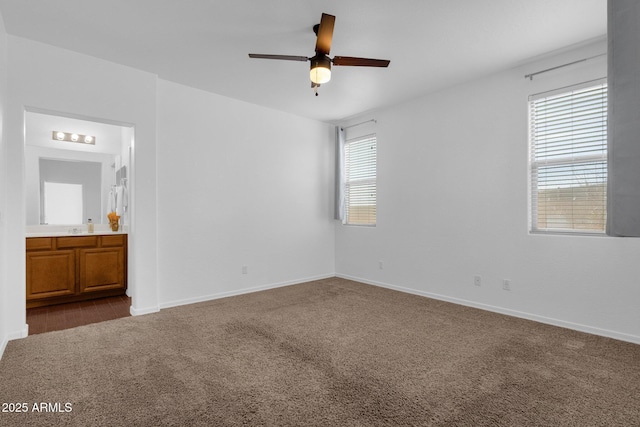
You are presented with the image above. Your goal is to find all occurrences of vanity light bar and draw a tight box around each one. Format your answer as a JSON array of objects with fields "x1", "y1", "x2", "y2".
[{"x1": 52, "y1": 131, "x2": 96, "y2": 145}]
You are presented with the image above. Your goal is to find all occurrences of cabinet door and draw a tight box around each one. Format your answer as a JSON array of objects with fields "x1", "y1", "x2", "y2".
[
  {"x1": 26, "y1": 251, "x2": 76, "y2": 300},
  {"x1": 79, "y1": 247, "x2": 125, "y2": 293}
]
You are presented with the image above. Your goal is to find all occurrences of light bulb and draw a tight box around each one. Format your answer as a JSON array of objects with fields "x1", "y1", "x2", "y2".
[
  {"x1": 310, "y1": 66, "x2": 331, "y2": 84},
  {"x1": 56, "y1": 132, "x2": 65, "y2": 140},
  {"x1": 309, "y1": 55, "x2": 332, "y2": 85},
  {"x1": 71, "y1": 133, "x2": 79, "y2": 142}
]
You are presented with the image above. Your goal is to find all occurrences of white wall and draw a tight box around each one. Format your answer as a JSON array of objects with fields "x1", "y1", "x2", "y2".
[
  {"x1": 0, "y1": 9, "x2": 9, "y2": 356},
  {"x1": 336, "y1": 39, "x2": 640, "y2": 344},
  {"x1": 2, "y1": 35, "x2": 160, "y2": 344},
  {"x1": 119, "y1": 126, "x2": 133, "y2": 228},
  {"x1": 156, "y1": 80, "x2": 335, "y2": 307}
]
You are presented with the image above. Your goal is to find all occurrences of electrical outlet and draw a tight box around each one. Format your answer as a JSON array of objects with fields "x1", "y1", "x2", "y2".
[
  {"x1": 378, "y1": 260, "x2": 384, "y2": 270},
  {"x1": 241, "y1": 265, "x2": 248, "y2": 274},
  {"x1": 503, "y1": 279, "x2": 511, "y2": 291},
  {"x1": 474, "y1": 275, "x2": 481, "y2": 287}
]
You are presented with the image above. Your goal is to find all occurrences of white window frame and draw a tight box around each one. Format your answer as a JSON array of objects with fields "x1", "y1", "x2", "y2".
[
  {"x1": 528, "y1": 79, "x2": 608, "y2": 235},
  {"x1": 344, "y1": 134, "x2": 377, "y2": 226}
]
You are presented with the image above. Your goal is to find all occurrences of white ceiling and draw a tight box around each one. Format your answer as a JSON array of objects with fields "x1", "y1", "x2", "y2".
[{"x1": 0, "y1": 0, "x2": 606, "y2": 123}]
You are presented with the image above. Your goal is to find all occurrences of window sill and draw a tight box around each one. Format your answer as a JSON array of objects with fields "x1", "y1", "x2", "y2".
[{"x1": 529, "y1": 230, "x2": 605, "y2": 237}]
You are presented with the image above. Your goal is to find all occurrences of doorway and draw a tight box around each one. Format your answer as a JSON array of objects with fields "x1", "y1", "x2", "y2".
[{"x1": 24, "y1": 109, "x2": 134, "y2": 334}]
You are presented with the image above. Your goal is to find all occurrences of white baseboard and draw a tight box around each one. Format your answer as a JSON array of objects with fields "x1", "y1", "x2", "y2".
[
  {"x1": 7, "y1": 326, "x2": 29, "y2": 340},
  {"x1": 159, "y1": 273, "x2": 335, "y2": 310},
  {"x1": 337, "y1": 273, "x2": 640, "y2": 345},
  {"x1": 130, "y1": 305, "x2": 160, "y2": 316},
  {"x1": 0, "y1": 338, "x2": 6, "y2": 360},
  {"x1": 0, "y1": 325, "x2": 29, "y2": 360}
]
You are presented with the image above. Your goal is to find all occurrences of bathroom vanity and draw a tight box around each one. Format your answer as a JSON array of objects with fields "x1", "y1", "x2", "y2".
[{"x1": 26, "y1": 232, "x2": 127, "y2": 308}]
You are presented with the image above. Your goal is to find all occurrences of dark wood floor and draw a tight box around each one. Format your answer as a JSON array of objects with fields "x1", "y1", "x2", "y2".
[{"x1": 26, "y1": 295, "x2": 132, "y2": 335}]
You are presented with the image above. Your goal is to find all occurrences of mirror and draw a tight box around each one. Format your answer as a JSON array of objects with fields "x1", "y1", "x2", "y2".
[
  {"x1": 40, "y1": 158, "x2": 102, "y2": 224},
  {"x1": 25, "y1": 111, "x2": 133, "y2": 227}
]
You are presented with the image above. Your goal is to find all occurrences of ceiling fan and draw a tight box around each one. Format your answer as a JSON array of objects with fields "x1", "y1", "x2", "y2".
[{"x1": 249, "y1": 13, "x2": 390, "y2": 95}]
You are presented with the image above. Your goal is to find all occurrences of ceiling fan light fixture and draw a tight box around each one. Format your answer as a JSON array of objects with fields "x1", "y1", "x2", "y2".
[
  {"x1": 248, "y1": 13, "x2": 389, "y2": 91},
  {"x1": 310, "y1": 55, "x2": 331, "y2": 84}
]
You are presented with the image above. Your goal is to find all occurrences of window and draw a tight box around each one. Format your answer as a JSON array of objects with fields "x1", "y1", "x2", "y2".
[
  {"x1": 344, "y1": 134, "x2": 377, "y2": 226},
  {"x1": 529, "y1": 80, "x2": 607, "y2": 234}
]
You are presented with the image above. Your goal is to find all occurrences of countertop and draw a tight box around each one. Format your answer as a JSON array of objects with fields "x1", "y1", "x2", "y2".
[{"x1": 26, "y1": 225, "x2": 128, "y2": 238}]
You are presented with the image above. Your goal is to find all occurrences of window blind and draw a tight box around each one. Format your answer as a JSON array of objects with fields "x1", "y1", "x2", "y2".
[
  {"x1": 345, "y1": 134, "x2": 377, "y2": 226},
  {"x1": 529, "y1": 81, "x2": 608, "y2": 233}
]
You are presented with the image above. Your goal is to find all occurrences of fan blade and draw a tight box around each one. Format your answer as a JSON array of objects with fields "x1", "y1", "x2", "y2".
[
  {"x1": 315, "y1": 13, "x2": 335, "y2": 55},
  {"x1": 248, "y1": 54, "x2": 309, "y2": 62},
  {"x1": 332, "y1": 56, "x2": 390, "y2": 67}
]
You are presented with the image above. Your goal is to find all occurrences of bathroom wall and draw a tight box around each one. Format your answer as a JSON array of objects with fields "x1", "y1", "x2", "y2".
[
  {"x1": 118, "y1": 126, "x2": 133, "y2": 228},
  {"x1": 23, "y1": 111, "x2": 125, "y2": 226}
]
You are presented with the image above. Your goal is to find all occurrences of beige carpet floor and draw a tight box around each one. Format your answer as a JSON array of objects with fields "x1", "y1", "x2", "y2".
[{"x1": 1, "y1": 277, "x2": 639, "y2": 426}]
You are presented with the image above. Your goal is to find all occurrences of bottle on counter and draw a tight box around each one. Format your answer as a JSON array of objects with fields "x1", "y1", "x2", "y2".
[{"x1": 87, "y1": 218, "x2": 94, "y2": 233}]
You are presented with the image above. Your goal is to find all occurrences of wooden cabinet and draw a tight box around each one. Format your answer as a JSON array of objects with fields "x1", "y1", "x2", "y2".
[
  {"x1": 26, "y1": 250, "x2": 75, "y2": 299},
  {"x1": 26, "y1": 234, "x2": 127, "y2": 308}
]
